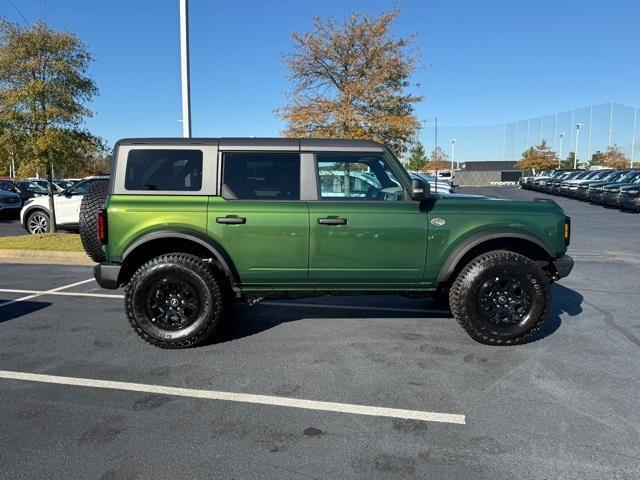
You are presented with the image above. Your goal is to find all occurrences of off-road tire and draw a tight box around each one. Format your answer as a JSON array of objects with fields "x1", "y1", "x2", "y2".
[
  {"x1": 449, "y1": 250, "x2": 551, "y2": 345},
  {"x1": 125, "y1": 253, "x2": 224, "y2": 348},
  {"x1": 79, "y1": 180, "x2": 109, "y2": 263}
]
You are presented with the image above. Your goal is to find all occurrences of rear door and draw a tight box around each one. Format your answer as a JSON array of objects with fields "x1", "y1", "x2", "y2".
[
  {"x1": 208, "y1": 151, "x2": 309, "y2": 285},
  {"x1": 307, "y1": 152, "x2": 429, "y2": 285}
]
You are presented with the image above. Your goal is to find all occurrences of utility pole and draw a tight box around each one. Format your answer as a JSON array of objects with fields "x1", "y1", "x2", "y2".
[
  {"x1": 434, "y1": 117, "x2": 438, "y2": 192},
  {"x1": 574, "y1": 123, "x2": 582, "y2": 169},
  {"x1": 558, "y1": 133, "x2": 564, "y2": 168},
  {"x1": 179, "y1": 0, "x2": 192, "y2": 138},
  {"x1": 450, "y1": 139, "x2": 455, "y2": 173}
]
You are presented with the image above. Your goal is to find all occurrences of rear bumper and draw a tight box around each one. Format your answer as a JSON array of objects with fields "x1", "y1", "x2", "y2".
[
  {"x1": 94, "y1": 262, "x2": 121, "y2": 289},
  {"x1": 552, "y1": 254, "x2": 574, "y2": 280}
]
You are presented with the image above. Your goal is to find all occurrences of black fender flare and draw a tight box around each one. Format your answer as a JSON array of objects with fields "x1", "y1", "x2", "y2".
[
  {"x1": 122, "y1": 229, "x2": 240, "y2": 286},
  {"x1": 435, "y1": 229, "x2": 555, "y2": 284}
]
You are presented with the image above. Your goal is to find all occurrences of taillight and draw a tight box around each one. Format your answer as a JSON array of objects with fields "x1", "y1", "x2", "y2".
[
  {"x1": 564, "y1": 217, "x2": 571, "y2": 246},
  {"x1": 97, "y1": 209, "x2": 108, "y2": 244}
]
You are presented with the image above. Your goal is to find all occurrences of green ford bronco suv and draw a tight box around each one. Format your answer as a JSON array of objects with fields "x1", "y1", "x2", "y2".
[{"x1": 79, "y1": 138, "x2": 573, "y2": 348}]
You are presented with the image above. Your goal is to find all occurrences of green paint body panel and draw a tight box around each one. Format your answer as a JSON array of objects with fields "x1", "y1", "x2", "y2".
[
  {"x1": 423, "y1": 196, "x2": 567, "y2": 284},
  {"x1": 105, "y1": 195, "x2": 209, "y2": 263},
  {"x1": 307, "y1": 202, "x2": 428, "y2": 283},
  {"x1": 207, "y1": 197, "x2": 309, "y2": 283},
  {"x1": 106, "y1": 192, "x2": 568, "y2": 292}
]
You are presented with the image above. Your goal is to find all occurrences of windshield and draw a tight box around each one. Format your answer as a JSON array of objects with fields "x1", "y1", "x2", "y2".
[
  {"x1": 18, "y1": 181, "x2": 49, "y2": 193},
  {"x1": 616, "y1": 171, "x2": 640, "y2": 183}
]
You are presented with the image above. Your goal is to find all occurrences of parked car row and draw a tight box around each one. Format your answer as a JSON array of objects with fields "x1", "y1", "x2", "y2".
[
  {"x1": 19, "y1": 175, "x2": 110, "y2": 234},
  {"x1": 520, "y1": 168, "x2": 640, "y2": 211},
  {"x1": 408, "y1": 172, "x2": 454, "y2": 194}
]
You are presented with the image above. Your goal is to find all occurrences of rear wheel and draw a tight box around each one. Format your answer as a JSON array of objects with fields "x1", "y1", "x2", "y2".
[
  {"x1": 125, "y1": 253, "x2": 224, "y2": 348},
  {"x1": 26, "y1": 210, "x2": 50, "y2": 235},
  {"x1": 449, "y1": 250, "x2": 551, "y2": 345}
]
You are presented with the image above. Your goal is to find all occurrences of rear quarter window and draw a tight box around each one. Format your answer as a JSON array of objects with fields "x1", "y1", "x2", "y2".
[{"x1": 125, "y1": 149, "x2": 203, "y2": 191}]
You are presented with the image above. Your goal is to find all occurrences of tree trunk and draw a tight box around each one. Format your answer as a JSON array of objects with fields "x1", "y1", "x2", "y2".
[{"x1": 46, "y1": 163, "x2": 57, "y2": 234}]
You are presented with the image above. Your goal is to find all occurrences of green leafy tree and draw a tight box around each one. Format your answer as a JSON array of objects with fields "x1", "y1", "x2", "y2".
[
  {"x1": 589, "y1": 150, "x2": 605, "y2": 168},
  {"x1": 406, "y1": 142, "x2": 427, "y2": 171},
  {"x1": 514, "y1": 140, "x2": 559, "y2": 173},
  {"x1": 278, "y1": 8, "x2": 422, "y2": 156},
  {"x1": 0, "y1": 19, "x2": 104, "y2": 231},
  {"x1": 560, "y1": 151, "x2": 576, "y2": 169}
]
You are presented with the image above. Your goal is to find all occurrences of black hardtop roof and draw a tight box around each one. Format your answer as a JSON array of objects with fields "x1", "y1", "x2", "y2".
[{"x1": 115, "y1": 137, "x2": 386, "y2": 151}]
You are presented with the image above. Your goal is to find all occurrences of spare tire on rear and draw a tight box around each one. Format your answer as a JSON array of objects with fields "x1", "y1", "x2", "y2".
[{"x1": 79, "y1": 180, "x2": 109, "y2": 263}]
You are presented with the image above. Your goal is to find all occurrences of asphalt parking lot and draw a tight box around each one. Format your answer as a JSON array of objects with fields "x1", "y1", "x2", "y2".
[
  {"x1": 0, "y1": 212, "x2": 23, "y2": 236},
  {"x1": 0, "y1": 187, "x2": 639, "y2": 479}
]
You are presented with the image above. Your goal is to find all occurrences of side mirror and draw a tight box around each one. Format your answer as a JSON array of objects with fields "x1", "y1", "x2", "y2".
[
  {"x1": 411, "y1": 179, "x2": 429, "y2": 201},
  {"x1": 60, "y1": 189, "x2": 71, "y2": 197}
]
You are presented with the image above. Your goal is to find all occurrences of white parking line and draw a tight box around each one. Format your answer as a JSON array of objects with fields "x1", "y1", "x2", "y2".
[
  {"x1": 0, "y1": 278, "x2": 95, "y2": 308},
  {"x1": 0, "y1": 370, "x2": 466, "y2": 425}
]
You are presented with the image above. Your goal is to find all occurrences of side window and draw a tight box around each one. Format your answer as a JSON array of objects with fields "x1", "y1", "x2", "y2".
[
  {"x1": 222, "y1": 152, "x2": 300, "y2": 200},
  {"x1": 125, "y1": 149, "x2": 203, "y2": 191},
  {"x1": 0, "y1": 182, "x2": 15, "y2": 192},
  {"x1": 68, "y1": 179, "x2": 98, "y2": 195},
  {"x1": 316, "y1": 153, "x2": 405, "y2": 201}
]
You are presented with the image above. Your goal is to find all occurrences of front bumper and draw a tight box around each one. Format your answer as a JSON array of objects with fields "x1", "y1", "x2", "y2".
[
  {"x1": 620, "y1": 196, "x2": 640, "y2": 211},
  {"x1": 552, "y1": 255, "x2": 574, "y2": 280},
  {"x1": 94, "y1": 263, "x2": 121, "y2": 289},
  {"x1": 602, "y1": 192, "x2": 621, "y2": 206}
]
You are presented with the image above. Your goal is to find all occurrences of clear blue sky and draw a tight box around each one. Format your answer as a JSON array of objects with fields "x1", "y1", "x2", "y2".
[{"x1": 3, "y1": 0, "x2": 639, "y2": 148}]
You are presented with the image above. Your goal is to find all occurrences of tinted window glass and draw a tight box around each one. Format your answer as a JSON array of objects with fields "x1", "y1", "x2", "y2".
[
  {"x1": 222, "y1": 152, "x2": 300, "y2": 200},
  {"x1": 316, "y1": 153, "x2": 404, "y2": 201},
  {"x1": 125, "y1": 149, "x2": 203, "y2": 191},
  {"x1": 0, "y1": 181, "x2": 16, "y2": 192},
  {"x1": 68, "y1": 178, "x2": 104, "y2": 195}
]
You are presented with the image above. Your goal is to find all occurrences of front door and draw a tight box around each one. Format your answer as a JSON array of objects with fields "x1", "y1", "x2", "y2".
[
  {"x1": 208, "y1": 151, "x2": 309, "y2": 285},
  {"x1": 308, "y1": 153, "x2": 429, "y2": 285}
]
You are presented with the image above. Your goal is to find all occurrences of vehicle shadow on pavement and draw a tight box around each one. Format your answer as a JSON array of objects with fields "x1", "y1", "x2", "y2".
[
  {"x1": 215, "y1": 299, "x2": 451, "y2": 344},
  {"x1": 0, "y1": 299, "x2": 52, "y2": 323},
  {"x1": 531, "y1": 283, "x2": 583, "y2": 342}
]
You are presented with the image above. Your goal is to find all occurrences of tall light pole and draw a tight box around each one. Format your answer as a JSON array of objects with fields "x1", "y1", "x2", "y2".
[
  {"x1": 450, "y1": 139, "x2": 455, "y2": 173},
  {"x1": 574, "y1": 123, "x2": 582, "y2": 169},
  {"x1": 179, "y1": 0, "x2": 192, "y2": 138},
  {"x1": 558, "y1": 133, "x2": 565, "y2": 168}
]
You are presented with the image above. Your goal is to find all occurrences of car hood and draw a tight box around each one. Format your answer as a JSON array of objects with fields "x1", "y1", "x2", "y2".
[{"x1": 602, "y1": 181, "x2": 640, "y2": 190}]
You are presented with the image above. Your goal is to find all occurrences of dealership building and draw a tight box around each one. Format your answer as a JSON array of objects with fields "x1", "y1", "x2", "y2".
[{"x1": 452, "y1": 161, "x2": 525, "y2": 186}]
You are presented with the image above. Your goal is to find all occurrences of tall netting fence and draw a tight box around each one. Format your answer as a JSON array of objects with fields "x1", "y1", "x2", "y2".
[{"x1": 419, "y1": 102, "x2": 638, "y2": 168}]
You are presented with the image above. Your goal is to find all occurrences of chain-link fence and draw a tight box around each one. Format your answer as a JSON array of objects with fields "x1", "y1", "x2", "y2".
[{"x1": 420, "y1": 102, "x2": 638, "y2": 168}]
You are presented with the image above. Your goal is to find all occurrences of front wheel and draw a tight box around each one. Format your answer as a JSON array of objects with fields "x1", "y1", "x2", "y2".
[
  {"x1": 449, "y1": 250, "x2": 551, "y2": 345},
  {"x1": 26, "y1": 210, "x2": 50, "y2": 235},
  {"x1": 125, "y1": 253, "x2": 224, "y2": 348}
]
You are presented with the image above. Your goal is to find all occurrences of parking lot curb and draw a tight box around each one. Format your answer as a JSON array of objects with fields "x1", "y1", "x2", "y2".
[{"x1": 0, "y1": 249, "x2": 94, "y2": 266}]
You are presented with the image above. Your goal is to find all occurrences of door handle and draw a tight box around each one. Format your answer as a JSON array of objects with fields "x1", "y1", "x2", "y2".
[
  {"x1": 317, "y1": 217, "x2": 347, "y2": 225},
  {"x1": 216, "y1": 216, "x2": 246, "y2": 225}
]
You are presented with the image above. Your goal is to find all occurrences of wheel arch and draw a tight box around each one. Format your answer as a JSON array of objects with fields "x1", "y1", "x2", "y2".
[
  {"x1": 118, "y1": 230, "x2": 240, "y2": 291},
  {"x1": 436, "y1": 230, "x2": 555, "y2": 285},
  {"x1": 22, "y1": 206, "x2": 50, "y2": 229}
]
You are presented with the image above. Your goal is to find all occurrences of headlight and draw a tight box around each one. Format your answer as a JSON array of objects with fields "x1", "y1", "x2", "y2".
[
  {"x1": 32, "y1": 193, "x2": 43, "y2": 197},
  {"x1": 626, "y1": 189, "x2": 639, "y2": 195},
  {"x1": 24, "y1": 198, "x2": 34, "y2": 206}
]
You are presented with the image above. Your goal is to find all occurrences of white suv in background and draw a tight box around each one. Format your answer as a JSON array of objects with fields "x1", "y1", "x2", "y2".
[{"x1": 20, "y1": 175, "x2": 110, "y2": 234}]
